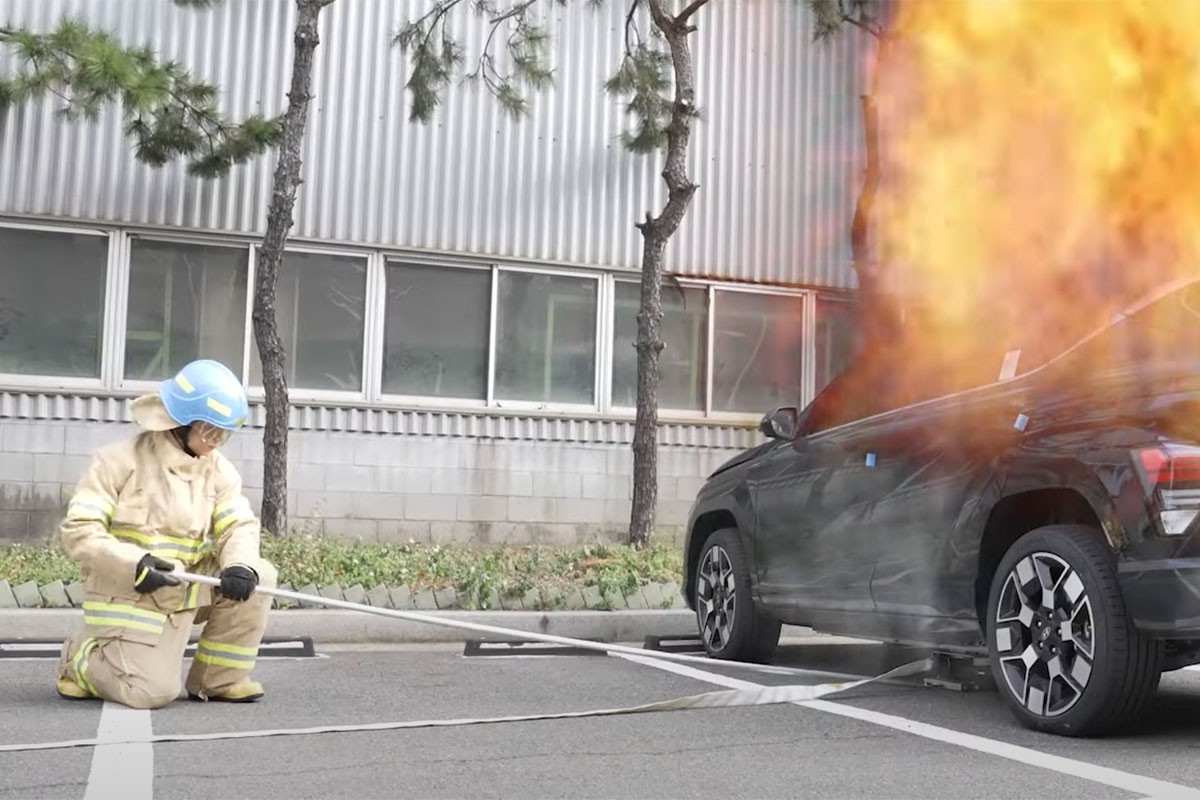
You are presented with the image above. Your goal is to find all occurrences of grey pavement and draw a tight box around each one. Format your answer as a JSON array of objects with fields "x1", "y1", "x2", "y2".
[{"x1": 2, "y1": 637, "x2": 1199, "y2": 799}]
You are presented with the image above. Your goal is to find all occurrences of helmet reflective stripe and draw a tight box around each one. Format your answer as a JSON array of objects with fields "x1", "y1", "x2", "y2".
[
  {"x1": 159, "y1": 359, "x2": 249, "y2": 432},
  {"x1": 207, "y1": 397, "x2": 232, "y2": 417}
]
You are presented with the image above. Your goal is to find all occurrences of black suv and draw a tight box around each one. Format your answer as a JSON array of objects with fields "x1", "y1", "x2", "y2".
[{"x1": 681, "y1": 278, "x2": 1200, "y2": 737}]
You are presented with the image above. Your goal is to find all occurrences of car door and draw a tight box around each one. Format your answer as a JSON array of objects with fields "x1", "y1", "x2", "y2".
[
  {"x1": 813, "y1": 415, "x2": 920, "y2": 611},
  {"x1": 747, "y1": 424, "x2": 880, "y2": 614},
  {"x1": 865, "y1": 390, "x2": 1024, "y2": 618}
]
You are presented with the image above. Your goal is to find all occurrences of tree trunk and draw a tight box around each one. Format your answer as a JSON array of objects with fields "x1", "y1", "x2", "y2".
[
  {"x1": 628, "y1": 0, "x2": 704, "y2": 549},
  {"x1": 252, "y1": 0, "x2": 329, "y2": 537},
  {"x1": 850, "y1": 33, "x2": 894, "y2": 353}
]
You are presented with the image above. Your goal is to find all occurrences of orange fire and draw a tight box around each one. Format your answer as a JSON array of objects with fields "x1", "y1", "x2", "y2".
[{"x1": 865, "y1": 0, "x2": 1200, "y2": 405}]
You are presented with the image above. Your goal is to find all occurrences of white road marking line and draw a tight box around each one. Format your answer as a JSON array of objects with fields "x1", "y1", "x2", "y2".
[
  {"x1": 83, "y1": 702, "x2": 153, "y2": 800},
  {"x1": 619, "y1": 653, "x2": 1200, "y2": 799}
]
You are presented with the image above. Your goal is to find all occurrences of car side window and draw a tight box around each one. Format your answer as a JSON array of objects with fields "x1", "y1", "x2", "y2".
[{"x1": 807, "y1": 356, "x2": 884, "y2": 433}]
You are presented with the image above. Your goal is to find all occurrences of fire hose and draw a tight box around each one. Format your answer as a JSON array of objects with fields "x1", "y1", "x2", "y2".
[
  {"x1": 174, "y1": 570, "x2": 909, "y2": 678},
  {"x1": 0, "y1": 570, "x2": 934, "y2": 754}
]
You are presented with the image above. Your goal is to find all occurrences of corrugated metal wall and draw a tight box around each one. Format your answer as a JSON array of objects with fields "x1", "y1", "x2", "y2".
[
  {"x1": 0, "y1": 0, "x2": 869, "y2": 288},
  {"x1": 0, "y1": 391, "x2": 759, "y2": 448}
]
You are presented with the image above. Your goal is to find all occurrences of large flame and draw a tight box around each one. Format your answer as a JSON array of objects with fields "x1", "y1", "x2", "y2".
[{"x1": 864, "y1": 0, "x2": 1200, "y2": 407}]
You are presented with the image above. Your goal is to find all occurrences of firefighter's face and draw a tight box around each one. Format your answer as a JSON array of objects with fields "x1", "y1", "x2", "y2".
[{"x1": 187, "y1": 422, "x2": 231, "y2": 456}]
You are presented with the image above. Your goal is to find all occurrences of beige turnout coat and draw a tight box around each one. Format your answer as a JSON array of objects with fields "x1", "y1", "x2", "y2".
[{"x1": 61, "y1": 429, "x2": 261, "y2": 645}]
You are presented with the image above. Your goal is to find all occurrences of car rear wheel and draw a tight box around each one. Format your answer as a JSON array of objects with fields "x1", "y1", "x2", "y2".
[
  {"x1": 986, "y1": 524, "x2": 1163, "y2": 736},
  {"x1": 694, "y1": 528, "x2": 780, "y2": 663}
]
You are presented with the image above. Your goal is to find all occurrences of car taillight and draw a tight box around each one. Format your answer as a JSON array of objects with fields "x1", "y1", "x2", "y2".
[
  {"x1": 1138, "y1": 448, "x2": 1200, "y2": 484},
  {"x1": 1135, "y1": 445, "x2": 1200, "y2": 535}
]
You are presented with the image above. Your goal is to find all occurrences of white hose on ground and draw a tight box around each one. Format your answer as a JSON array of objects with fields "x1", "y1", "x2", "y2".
[
  {"x1": 0, "y1": 657, "x2": 932, "y2": 754},
  {"x1": 0, "y1": 571, "x2": 936, "y2": 755},
  {"x1": 177, "y1": 570, "x2": 905, "y2": 679}
]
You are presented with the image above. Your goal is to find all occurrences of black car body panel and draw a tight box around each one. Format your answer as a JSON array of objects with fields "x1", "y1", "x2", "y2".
[{"x1": 682, "y1": 278, "x2": 1200, "y2": 656}]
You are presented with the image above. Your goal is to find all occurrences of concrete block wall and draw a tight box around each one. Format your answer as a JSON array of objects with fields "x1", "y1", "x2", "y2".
[{"x1": 0, "y1": 419, "x2": 745, "y2": 547}]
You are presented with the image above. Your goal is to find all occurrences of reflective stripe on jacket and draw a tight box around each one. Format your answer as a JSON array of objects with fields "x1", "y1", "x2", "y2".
[{"x1": 60, "y1": 430, "x2": 262, "y2": 639}]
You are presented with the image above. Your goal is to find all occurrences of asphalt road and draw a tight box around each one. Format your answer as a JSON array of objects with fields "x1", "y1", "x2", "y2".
[{"x1": 4, "y1": 636, "x2": 1200, "y2": 799}]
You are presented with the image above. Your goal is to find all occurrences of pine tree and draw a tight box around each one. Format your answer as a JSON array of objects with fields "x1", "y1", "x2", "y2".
[
  {"x1": 397, "y1": 0, "x2": 713, "y2": 549},
  {"x1": 0, "y1": 0, "x2": 340, "y2": 539},
  {"x1": 808, "y1": 0, "x2": 894, "y2": 361}
]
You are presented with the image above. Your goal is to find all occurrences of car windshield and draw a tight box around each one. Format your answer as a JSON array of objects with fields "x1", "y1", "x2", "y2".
[
  {"x1": 1043, "y1": 280, "x2": 1200, "y2": 377},
  {"x1": 805, "y1": 280, "x2": 1200, "y2": 434}
]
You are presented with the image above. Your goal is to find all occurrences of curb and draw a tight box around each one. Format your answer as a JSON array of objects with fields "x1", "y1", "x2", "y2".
[
  {"x1": 0, "y1": 578, "x2": 687, "y2": 613},
  {"x1": 0, "y1": 608, "x2": 699, "y2": 644}
]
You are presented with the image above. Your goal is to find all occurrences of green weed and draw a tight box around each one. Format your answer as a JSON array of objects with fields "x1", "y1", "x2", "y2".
[{"x1": 1, "y1": 534, "x2": 685, "y2": 609}]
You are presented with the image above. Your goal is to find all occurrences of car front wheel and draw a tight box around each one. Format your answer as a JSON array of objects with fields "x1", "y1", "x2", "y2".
[
  {"x1": 694, "y1": 528, "x2": 780, "y2": 663},
  {"x1": 986, "y1": 524, "x2": 1163, "y2": 736}
]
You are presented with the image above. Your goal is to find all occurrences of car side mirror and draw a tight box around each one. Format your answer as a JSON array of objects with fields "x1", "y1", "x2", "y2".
[{"x1": 760, "y1": 406, "x2": 800, "y2": 440}]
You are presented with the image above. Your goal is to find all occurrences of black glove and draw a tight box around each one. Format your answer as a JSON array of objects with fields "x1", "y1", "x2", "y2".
[
  {"x1": 218, "y1": 565, "x2": 258, "y2": 602},
  {"x1": 133, "y1": 554, "x2": 181, "y2": 594}
]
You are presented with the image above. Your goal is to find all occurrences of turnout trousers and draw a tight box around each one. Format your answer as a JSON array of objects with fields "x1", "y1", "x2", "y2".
[{"x1": 57, "y1": 559, "x2": 277, "y2": 709}]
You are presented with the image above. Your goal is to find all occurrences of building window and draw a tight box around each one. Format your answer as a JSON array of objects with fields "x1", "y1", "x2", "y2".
[
  {"x1": 0, "y1": 226, "x2": 108, "y2": 379},
  {"x1": 611, "y1": 280, "x2": 707, "y2": 411},
  {"x1": 815, "y1": 295, "x2": 859, "y2": 395},
  {"x1": 711, "y1": 290, "x2": 804, "y2": 414},
  {"x1": 494, "y1": 271, "x2": 597, "y2": 404},
  {"x1": 382, "y1": 262, "x2": 490, "y2": 400},
  {"x1": 124, "y1": 239, "x2": 249, "y2": 381},
  {"x1": 249, "y1": 251, "x2": 367, "y2": 392}
]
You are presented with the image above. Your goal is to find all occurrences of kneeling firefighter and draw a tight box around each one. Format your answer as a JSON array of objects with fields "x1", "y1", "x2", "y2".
[{"x1": 56, "y1": 359, "x2": 277, "y2": 708}]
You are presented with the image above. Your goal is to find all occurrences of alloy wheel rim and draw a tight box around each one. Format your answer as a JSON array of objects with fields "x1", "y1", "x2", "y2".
[
  {"x1": 697, "y1": 545, "x2": 736, "y2": 651},
  {"x1": 994, "y1": 551, "x2": 1095, "y2": 717}
]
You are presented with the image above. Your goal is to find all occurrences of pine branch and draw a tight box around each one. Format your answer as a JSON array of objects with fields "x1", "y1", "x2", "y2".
[
  {"x1": 489, "y1": 0, "x2": 539, "y2": 24},
  {"x1": 676, "y1": 0, "x2": 712, "y2": 27},
  {"x1": 624, "y1": 0, "x2": 643, "y2": 56},
  {"x1": 809, "y1": 0, "x2": 884, "y2": 41},
  {"x1": 605, "y1": 9, "x2": 676, "y2": 154},
  {"x1": 395, "y1": 0, "x2": 470, "y2": 122},
  {"x1": 401, "y1": 0, "x2": 555, "y2": 121},
  {"x1": 0, "y1": 17, "x2": 281, "y2": 176},
  {"x1": 841, "y1": 12, "x2": 881, "y2": 39}
]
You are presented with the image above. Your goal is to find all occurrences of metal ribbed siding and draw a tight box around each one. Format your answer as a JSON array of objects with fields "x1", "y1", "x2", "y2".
[
  {"x1": 0, "y1": 391, "x2": 758, "y2": 448},
  {"x1": 0, "y1": 0, "x2": 867, "y2": 288}
]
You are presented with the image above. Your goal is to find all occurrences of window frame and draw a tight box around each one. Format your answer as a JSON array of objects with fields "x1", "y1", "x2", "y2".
[
  {"x1": 116, "y1": 231, "x2": 255, "y2": 395},
  {"x1": 0, "y1": 220, "x2": 114, "y2": 392},
  {"x1": 812, "y1": 290, "x2": 859, "y2": 396},
  {"x1": 373, "y1": 257, "x2": 494, "y2": 410},
  {"x1": 606, "y1": 279, "x2": 816, "y2": 423},
  {"x1": 706, "y1": 282, "x2": 813, "y2": 422},
  {"x1": 608, "y1": 274, "x2": 712, "y2": 421},
  {"x1": 243, "y1": 242, "x2": 374, "y2": 404},
  {"x1": 0, "y1": 217, "x2": 831, "y2": 425},
  {"x1": 490, "y1": 264, "x2": 604, "y2": 413}
]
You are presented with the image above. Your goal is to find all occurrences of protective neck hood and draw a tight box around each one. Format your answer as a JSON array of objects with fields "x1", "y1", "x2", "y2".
[
  {"x1": 146, "y1": 430, "x2": 207, "y2": 481},
  {"x1": 169, "y1": 427, "x2": 198, "y2": 459}
]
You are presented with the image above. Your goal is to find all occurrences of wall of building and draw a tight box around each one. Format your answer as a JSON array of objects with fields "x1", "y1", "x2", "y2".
[
  {"x1": 0, "y1": 212, "x2": 846, "y2": 546},
  {"x1": 0, "y1": 416, "x2": 751, "y2": 547},
  {"x1": 0, "y1": 0, "x2": 872, "y2": 288},
  {"x1": 0, "y1": 0, "x2": 871, "y2": 546}
]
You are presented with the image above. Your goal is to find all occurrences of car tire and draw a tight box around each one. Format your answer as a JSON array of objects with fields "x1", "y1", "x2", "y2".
[
  {"x1": 986, "y1": 523, "x2": 1163, "y2": 737},
  {"x1": 694, "y1": 528, "x2": 781, "y2": 663}
]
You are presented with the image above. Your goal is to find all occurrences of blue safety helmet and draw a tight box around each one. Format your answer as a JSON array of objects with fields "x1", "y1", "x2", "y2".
[{"x1": 158, "y1": 359, "x2": 249, "y2": 431}]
